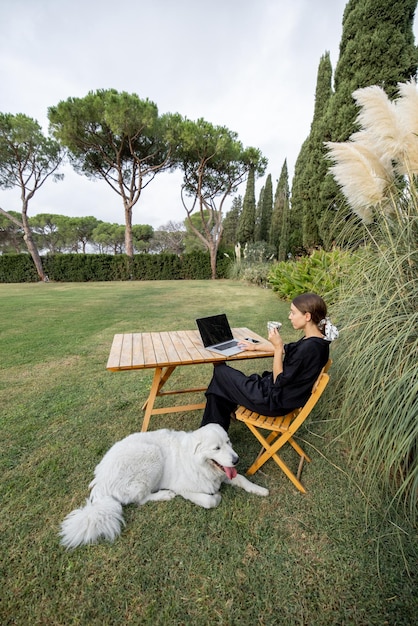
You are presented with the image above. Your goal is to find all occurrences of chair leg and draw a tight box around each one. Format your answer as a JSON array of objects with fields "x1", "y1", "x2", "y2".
[
  {"x1": 247, "y1": 447, "x2": 307, "y2": 494},
  {"x1": 297, "y1": 455, "x2": 305, "y2": 481},
  {"x1": 270, "y1": 452, "x2": 307, "y2": 494},
  {"x1": 254, "y1": 431, "x2": 312, "y2": 466},
  {"x1": 288, "y1": 436, "x2": 311, "y2": 464},
  {"x1": 244, "y1": 424, "x2": 307, "y2": 493},
  {"x1": 254, "y1": 430, "x2": 279, "y2": 462}
]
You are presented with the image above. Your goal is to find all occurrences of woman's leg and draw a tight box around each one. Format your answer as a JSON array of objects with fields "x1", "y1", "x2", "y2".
[
  {"x1": 200, "y1": 392, "x2": 236, "y2": 431},
  {"x1": 200, "y1": 363, "x2": 271, "y2": 431}
]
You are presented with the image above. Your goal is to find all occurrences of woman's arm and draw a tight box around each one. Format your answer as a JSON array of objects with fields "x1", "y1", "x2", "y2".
[
  {"x1": 269, "y1": 328, "x2": 284, "y2": 382},
  {"x1": 237, "y1": 338, "x2": 273, "y2": 352},
  {"x1": 238, "y1": 328, "x2": 284, "y2": 381}
]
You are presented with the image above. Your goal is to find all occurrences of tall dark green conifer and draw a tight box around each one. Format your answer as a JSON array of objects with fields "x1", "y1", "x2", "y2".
[
  {"x1": 319, "y1": 0, "x2": 418, "y2": 244},
  {"x1": 222, "y1": 195, "x2": 242, "y2": 245},
  {"x1": 237, "y1": 165, "x2": 256, "y2": 244},
  {"x1": 329, "y1": 0, "x2": 417, "y2": 141},
  {"x1": 288, "y1": 137, "x2": 308, "y2": 253},
  {"x1": 291, "y1": 0, "x2": 417, "y2": 249},
  {"x1": 254, "y1": 185, "x2": 264, "y2": 242},
  {"x1": 257, "y1": 173, "x2": 273, "y2": 242},
  {"x1": 291, "y1": 52, "x2": 333, "y2": 250},
  {"x1": 270, "y1": 160, "x2": 289, "y2": 260}
]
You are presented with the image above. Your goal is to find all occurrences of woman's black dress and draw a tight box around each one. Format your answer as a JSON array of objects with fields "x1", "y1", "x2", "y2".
[{"x1": 200, "y1": 336, "x2": 329, "y2": 431}]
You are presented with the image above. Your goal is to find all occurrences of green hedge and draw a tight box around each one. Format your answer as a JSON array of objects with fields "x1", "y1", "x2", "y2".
[
  {"x1": 0, "y1": 254, "x2": 39, "y2": 282},
  {"x1": 0, "y1": 252, "x2": 232, "y2": 283}
]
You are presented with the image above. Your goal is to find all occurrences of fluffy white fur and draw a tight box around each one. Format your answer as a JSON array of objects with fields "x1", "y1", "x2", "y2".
[{"x1": 60, "y1": 424, "x2": 268, "y2": 549}]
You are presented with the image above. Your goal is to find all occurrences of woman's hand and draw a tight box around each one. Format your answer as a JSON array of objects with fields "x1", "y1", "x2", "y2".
[
  {"x1": 268, "y1": 327, "x2": 284, "y2": 351},
  {"x1": 268, "y1": 328, "x2": 284, "y2": 381},
  {"x1": 237, "y1": 338, "x2": 273, "y2": 352}
]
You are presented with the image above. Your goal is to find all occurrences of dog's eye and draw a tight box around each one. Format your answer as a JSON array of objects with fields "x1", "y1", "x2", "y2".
[{"x1": 214, "y1": 445, "x2": 220, "y2": 451}]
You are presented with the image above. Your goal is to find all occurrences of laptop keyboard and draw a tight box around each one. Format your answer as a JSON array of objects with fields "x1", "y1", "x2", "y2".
[{"x1": 216, "y1": 341, "x2": 238, "y2": 351}]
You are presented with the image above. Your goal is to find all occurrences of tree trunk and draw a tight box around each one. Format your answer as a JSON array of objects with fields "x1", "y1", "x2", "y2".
[
  {"x1": 21, "y1": 205, "x2": 46, "y2": 280},
  {"x1": 0, "y1": 205, "x2": 47, "y2": 281},
  {"x1": 125, "y1": 205, "x2": 134, "y2": 257},
  {"x1": 23, "y1": 229, "x2": 46, "y2": 281},
  {"x1": 209, "y1": 242, "x2": 217, "y2": 280}
]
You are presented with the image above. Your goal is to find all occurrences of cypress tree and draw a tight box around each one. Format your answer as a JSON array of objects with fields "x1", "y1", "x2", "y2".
[
  {"x1": 329, "y1": 0, "x2": 417, "y2": 141},
  {"x1": 278, "y1": 174, "x2": 290, "y2": 262},
  {"x1": 237, "y1": 165, "x2": 256, "y2": 244},
  {"x1": 257, "y1": 173, "x2": 273, "y2": 242},
  {"x1": 222, "y1": 195, "x2": 242, "y2": 245},
  {"x1": 289, "y1": 136, "x2": 308, "y2": 253},
  {"x1": 319, "y1": 0, "x2": 418, "y2": 244},
  {"x1": 270, "y1": 160, "x2": 289, "y2": 260},
  {"x1": 291, "y1": 52, "x2": 333, "y2": 250},
  {"x1": 254, "y1": 185, "x2": 264, "y2": 242}
]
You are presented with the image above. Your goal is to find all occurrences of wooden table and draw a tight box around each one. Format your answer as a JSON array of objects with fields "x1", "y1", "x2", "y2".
[{"x1": 107, "y1": 327, "x2": 273, "y2": 431}]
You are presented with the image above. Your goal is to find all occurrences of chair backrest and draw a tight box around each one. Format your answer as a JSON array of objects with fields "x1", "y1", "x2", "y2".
[
  {"x1": 311, "y1": 358, "x2": 332, "y2": 392},
  {"x1": 323, "y1": 358, "x2": 332, "y2": 374},
  {"x1": 287, "y1": 359, "x2": 331, "y2": 434}
]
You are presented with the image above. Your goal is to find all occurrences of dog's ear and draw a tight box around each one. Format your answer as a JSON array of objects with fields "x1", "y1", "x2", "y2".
[
  {"x1": 190, "y1": 430, "x2": 203, "y2": 455},
  {"x1": 193, "y1": 441, "x2": 202, "y2": 455}
]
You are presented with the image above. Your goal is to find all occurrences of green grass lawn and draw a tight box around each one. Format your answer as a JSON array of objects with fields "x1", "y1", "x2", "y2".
[{"x1": 1, "y1": 280, "x2": 417, "y2": 626}]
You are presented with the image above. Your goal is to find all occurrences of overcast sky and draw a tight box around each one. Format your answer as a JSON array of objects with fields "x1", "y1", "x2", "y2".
[{"x1": 1, "y1": 0, "x2": 417, "y2": 229}]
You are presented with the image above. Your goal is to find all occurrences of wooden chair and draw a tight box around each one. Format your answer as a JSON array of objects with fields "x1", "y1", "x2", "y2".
[{"x1": 235, "y1": 359, "x2": 332, "y2": 494}]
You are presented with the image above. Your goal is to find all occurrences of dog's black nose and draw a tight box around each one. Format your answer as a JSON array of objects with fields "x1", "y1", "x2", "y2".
[{"x1": 233, "y1": 454, "x2": 239, "y2": 466}]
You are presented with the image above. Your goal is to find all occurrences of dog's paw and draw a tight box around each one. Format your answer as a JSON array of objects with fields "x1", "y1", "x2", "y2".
[
  {"x1": 158, "y1": 489, "x2": 177, "y2": 501},
  {"x1": 246, "y1": 484, "x2": 269, "y2": 497},
  {"x1": 141, "y1": 489, "x2": 176, "y2": 504},
  {"x1": 209, "y1": 493, "x2": 222, "y2": 507},
  {"x1": 254, "y1": 486, "x2": 269, "y2": 497},
  {"x1": 182, "y1": 492, "x2": 222, "y2": 508},
  {"x1": 230, "y1": 474, "x2": 269, "y2": 496}
]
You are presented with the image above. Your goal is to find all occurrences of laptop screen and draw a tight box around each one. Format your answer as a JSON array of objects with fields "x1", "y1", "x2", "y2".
[{"x1": 196, "y1": 314, "x2": 234, "y2": 348}]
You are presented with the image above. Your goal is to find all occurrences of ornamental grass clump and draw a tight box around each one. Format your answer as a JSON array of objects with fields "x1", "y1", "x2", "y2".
[{"x1": 326, "y1": 81, "x2": 418, "y2": 525}]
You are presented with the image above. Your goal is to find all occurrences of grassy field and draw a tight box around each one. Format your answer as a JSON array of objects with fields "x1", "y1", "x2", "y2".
[{"x1": 1, "y1": 280, "x2": 417, "y2": 626}]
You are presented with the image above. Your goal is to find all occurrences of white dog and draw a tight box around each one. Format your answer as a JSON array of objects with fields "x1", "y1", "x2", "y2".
[{"x1": 60, "y1": 424, "x2": 268, "y2": 549}]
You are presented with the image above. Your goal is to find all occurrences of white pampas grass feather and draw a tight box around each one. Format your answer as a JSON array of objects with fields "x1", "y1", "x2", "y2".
[
  {"x1": 352, "y1": 86, "x2": 406, "y2": 161},
  {"x1": 394, "y1": 80, "x2": 418, "y2": 175},
  {"x1": 326, "y1": 141, "x2": 392, "y2": 222},
  {"x1": 396, "y1": 80, "x2": 418, "y2": 134},
  {"x1": 349, "y1": 130, "x2": 394, "y2": 174}
]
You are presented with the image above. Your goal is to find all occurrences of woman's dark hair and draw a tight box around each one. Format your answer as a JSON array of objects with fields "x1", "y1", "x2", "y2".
[{"x1": 292, "y1": 293, "x2": 327, "y2": 329}]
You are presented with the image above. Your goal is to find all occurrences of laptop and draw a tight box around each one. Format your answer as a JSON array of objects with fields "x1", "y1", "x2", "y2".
[{"x1": 196, "y1": 313, "x2": 245, "y2": 356}]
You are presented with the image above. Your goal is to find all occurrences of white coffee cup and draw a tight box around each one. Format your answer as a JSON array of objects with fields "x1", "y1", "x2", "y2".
[{"x1": 267, "y1": 321, "x2": 282, "y2": 334}]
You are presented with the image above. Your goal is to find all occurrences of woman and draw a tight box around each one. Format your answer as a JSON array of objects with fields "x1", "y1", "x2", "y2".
[{"x1": 200, "y1": 292, "x2": 338, "y2": 432}]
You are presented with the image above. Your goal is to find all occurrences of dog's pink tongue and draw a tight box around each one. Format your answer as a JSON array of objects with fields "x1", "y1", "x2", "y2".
[{"x1": 224, "y1": 466, "x2": 238, "y2": 479}]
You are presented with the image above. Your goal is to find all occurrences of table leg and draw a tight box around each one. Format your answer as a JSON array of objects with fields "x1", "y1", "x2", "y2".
[
  {"x1": 140, "y1": 365, "x2": 207, "y2": 432},
  {"x1": 142, "y1": 365, "x2": 176, "y2": 411},
  {"x1": 141, "y1": 366, "x2": 166, "y2": 432}
]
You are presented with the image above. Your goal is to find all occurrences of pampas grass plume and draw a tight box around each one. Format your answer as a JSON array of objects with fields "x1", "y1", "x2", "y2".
[
  {"x1": 352, "y1": 85, "x2": 406, "y2": 160},
  {"x1": 327, "y1": 80, "x2": 418, "y2": 221},
  {"x1": 325, "y1": 141, "x2": 392, "y2": 222},
  {"x1": 394, "y1": 80, "x2": 418, "y2": 176}
]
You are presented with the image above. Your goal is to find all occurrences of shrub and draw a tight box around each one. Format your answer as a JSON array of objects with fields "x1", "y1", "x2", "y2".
[
  {"x1": 239, "y1": 263, "x2": 272, "y2": 287},
  {"x1": 267, "y1": 248, "x2": 357, "y2": 303},
  {"x1": 242, "y1": 241, "x2": 276, "y2": 264},
  {"x1": 226, "y1": 242, "x2": 275, "y2": 286}
]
